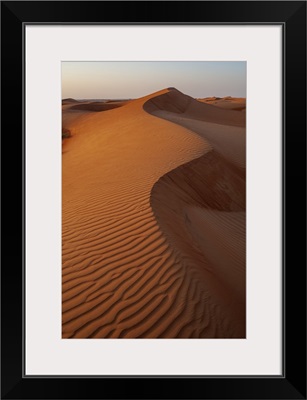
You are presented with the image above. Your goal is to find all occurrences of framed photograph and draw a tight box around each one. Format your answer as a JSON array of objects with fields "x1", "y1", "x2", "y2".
[{"x1": 1, "y1": 1, "x2": 306, "y2": 399}]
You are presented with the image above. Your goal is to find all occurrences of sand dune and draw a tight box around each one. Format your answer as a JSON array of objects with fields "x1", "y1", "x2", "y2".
[
  {"x1": 150, "y1": 152, "x2": 245, "y2": 336},
  {"x1": 62, "y1": 98, "x2": 79, "y2": 105},
  {"x1": 62, "y1": 100, "x2": 128, "y2": 131},
  {"x1": 62, "y1": 88, "x2": 245, "y2": 338},
  {"x1": 62, "y1": 105, "x2": 91, "y2": 130},
  {"x1": 198, "y1": 96, "x2": 246, "y2": 112},
  {"x1": 70, "y1": 101, "x2": 127, "y2": 112},
  {"x1": 144, "y1": 88, "x2": 245, "y2": 127}
]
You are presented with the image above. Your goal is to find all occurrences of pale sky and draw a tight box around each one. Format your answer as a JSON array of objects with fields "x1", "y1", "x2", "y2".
[{"x1": 62, "y1": 61, "x2": 246, "y2": 100}]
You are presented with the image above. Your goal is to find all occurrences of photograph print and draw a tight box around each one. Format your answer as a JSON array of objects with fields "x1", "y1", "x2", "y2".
[{"x1": 62, "y1": 61, "x2": 246, "y2": 339}]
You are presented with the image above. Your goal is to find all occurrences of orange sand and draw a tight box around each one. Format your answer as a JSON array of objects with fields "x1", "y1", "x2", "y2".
[{"x1": 62, "y1": 88, "x2": 245, "y2": 338}]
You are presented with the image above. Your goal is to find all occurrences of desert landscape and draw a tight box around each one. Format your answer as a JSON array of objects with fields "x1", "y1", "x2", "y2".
[{"x1": 62, "y1": 76, "x2": 246, "y2": 338}]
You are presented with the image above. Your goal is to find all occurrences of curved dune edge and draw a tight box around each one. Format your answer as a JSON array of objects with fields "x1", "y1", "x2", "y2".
[
  {"x1": 145, "y1": 91, "x2": 246, "y2": 337},
  {"x1": 143, "y1": 88, "x2": 245, "y2": 128},
  {"x1": 143, "y1": 88, "x2": 245, "y2": 168}
]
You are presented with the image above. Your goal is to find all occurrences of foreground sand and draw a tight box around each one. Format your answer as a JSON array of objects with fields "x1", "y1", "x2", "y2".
[{"x1": 62, "y1": 88, "x2": 245, "y2": 338}]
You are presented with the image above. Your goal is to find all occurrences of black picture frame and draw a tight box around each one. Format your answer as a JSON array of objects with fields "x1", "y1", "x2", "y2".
[{"x1": 1, "y1": 1, "x2": 306, "y2": 399}]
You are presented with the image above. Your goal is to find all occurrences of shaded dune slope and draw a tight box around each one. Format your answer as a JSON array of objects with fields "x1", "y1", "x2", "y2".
[
  {"x1": 145, "y1": 89, "x2": 246, "y2": 337},
  {"x1": 62, "y1": 88, "x2": 245, "y2": 338},
  {"x1": 150, "y1": 152, "x2": 246, "y2": 337}
]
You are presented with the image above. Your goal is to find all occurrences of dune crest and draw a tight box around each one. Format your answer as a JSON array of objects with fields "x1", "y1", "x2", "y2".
[{"x1": 144, "y1": 88, "x2": 245, "y2": 127}]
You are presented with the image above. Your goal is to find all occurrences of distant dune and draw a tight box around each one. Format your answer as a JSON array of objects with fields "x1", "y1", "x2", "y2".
[
  {"x1": 62, "y1": 100, "x2": 129, "y2": 129},
  {"x1": 70, "y1": 101, "x2": 128, "y2": 112},
  {"x1": 198, "y1": 96, "x2": 246, "y2": 112},
  {"x1": 62, "y1": 98, "x2": 79, "y2": 105},
  {"x1": 62, "y1": 88, "x2": 246, "y2": 338}
]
